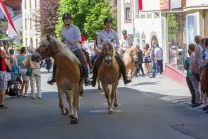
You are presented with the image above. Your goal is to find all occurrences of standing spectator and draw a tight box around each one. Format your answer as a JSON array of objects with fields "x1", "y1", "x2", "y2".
[
  {"x1": 9, "y1": 49, "x2": 18, "y2": 66},
  {"x1": 17, "y1": 47, "x2": 29, "y2": 97},
  {"x1": 14, "y1": 47, "x2": 19, "y2": 55},
  {"x1": 194, "y1": 35, "x2": 203, "y2": 75},
  {"x1": 199, "y1": 38, "x2": 208, "y2": 109},
  {"x1": 22, "y1": 47, "x2": 42, "y2": 99},
  {"x1": 184, "y1": 50, "x2": 195, "y2": 106},
  {"x1": 143, "y1": 43, "x2": 151, "y2": 74},
  {"x1": 134, "y1": 45, "x2": 145, "y2": 77},
  {"x1": 119, "y1": 29, "x2": 133, "y2": 56},
  {"x1": 149, "y1": 40, "x2": 157, "y2": 78},
  {"x1": 0, "y1": 41, "x2": 10, "y2": 109},
  {"x1": 155, "y1": 44, "x2": 163, "y2": 74},
  {"x1": 189, "y1": 43, "x2": 201, "y2": 107}
]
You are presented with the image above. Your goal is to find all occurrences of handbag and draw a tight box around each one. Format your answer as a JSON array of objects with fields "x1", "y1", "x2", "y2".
[
  {"x1": 25, "y1": 56, "x2": 33, "y2": 76},
  {"x1": 193, "y1": 71, "x2": 200, "y2": 81}
]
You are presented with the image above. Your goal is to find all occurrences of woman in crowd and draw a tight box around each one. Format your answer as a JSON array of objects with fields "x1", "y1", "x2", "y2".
[
  {"x1": 199, "y1": 38, "x2": 208, "y2": 109},
  {"x1": 17, "y1": 47, "x2": 29, "y2": 97},
  {"x1": 143, "y1": 43, "x2": 151, "y2": 74},
  {"x1": 0, "y1": 41, "x2": 10, "y2": 109}
]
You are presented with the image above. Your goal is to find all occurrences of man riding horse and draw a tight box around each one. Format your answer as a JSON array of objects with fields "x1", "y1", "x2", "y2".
[
  {"x1": 91, "y1": 18, "x2": 131, "y2": 87},
  {"x1": 119, "y1": 29, "x2": 133, "y2": 56},
  {"x1": 47, "y1": 13, "x2": 91, "y2": 86}
]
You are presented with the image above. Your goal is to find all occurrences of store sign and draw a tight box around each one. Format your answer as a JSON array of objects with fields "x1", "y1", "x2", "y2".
[
  {"x1": 171, "y1": 0, "x2": 181, "y2": 9},
  {"x1": 160, "y1": 0, "x2": 170, "y2": 10}
]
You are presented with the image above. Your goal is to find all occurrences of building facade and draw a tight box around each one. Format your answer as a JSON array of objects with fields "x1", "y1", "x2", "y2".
[{"x1": 22, "y1": 0, "x2": 40, "y2": 48}]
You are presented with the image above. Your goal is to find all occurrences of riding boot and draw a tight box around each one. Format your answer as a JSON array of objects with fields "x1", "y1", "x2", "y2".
[
  {"x1": 84, "y1": 67, "x2": 91, "y2": 86},
  {"x1": 114, "y1": 55, "x2": 131, "y2": 84},
  {"x1": 47, "y1": 64, "x2": 57, "y2": 85},
  {"x1": 91, "y1": 56, "x2": 103, "y2": 87}
]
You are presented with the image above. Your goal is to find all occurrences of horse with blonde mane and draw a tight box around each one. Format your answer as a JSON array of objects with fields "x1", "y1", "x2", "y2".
[
  {"x1": 31, "y1": 35, "x2": 84, "y2": 124},
  {"x1": 98, "y1": 39, "x2": 120, "y2": 113},
  {"x1": 123, "y1": 46, "x2": 138, "y2": 80}
]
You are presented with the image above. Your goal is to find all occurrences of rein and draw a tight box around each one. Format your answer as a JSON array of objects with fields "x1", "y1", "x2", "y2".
[{"x1": 36, "y1": 42, "x2": 61, "y2": 57}]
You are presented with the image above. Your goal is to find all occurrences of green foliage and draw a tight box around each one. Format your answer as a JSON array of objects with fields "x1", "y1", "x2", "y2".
[
  {"x1": 0, "y1": 20, "x2": 7, "y2": 38},
  {"x1": 84, "y1": 2, "x2": 116, "y2": 40},
  {"x1": 55, "y1": 0, "x2": 116, "y2": 40},
  {"x1": 167, "y1": 14, "x2": 178, "y2": 41}
]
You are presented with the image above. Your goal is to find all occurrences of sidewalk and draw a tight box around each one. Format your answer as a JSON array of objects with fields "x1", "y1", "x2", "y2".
[{"x1": 130, "y1": 73, "x2": 192, "y2": 106}]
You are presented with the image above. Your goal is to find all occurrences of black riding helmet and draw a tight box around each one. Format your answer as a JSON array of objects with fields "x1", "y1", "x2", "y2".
[
  {"x1": 62, "y1": 13, "x2": 72, "y2": 21},
  {"x1": 104, "y1": 17, "x2": 112, "y2": 25}
]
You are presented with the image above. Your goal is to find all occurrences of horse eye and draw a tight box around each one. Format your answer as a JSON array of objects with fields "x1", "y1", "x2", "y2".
[{"x1": 43, "y1": 45, "x2": 46, "y2": 47}]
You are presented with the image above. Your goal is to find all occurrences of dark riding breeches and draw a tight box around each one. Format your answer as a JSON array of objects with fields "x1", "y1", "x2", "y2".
[{"x1": 73, "y1": 49, "x2": 87, "y2": 67}]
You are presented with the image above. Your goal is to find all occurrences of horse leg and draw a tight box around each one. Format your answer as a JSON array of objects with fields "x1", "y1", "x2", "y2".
[
  {"x1": 109, "y1": 83, "x2": 117, "y2": 114},
  {"x1": 58, "y1": 88, "x2": 68, "y2": 115},
  {"x1": 97, "y1": 79, "x2": 102, "y2": 91},
  {"x1": 71, "y1": 85, "x2": 79, "y2": 124},
  {"x1": 114, "y1": 82, "x2": 119, "y2": 107},
  {"x1": 65, "y1": 89, "x2": 74, "y2": 118},
  {"x1": 101, "y1": 83, "x2": 110, "y2": 109}
]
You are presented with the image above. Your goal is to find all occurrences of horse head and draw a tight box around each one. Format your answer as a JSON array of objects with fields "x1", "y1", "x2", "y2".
[
  {"x1": 130, "y1": 47, "x2": 138, "y2": 61},
  {"x1": 101, "y1": 39, "x2": 115, "y2": 66},
  {"x1": 31, "y1": 35, "x2": 59, "y2": 62}
]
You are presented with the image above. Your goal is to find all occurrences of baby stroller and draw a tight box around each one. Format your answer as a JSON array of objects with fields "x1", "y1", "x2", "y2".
[{"x1": 6, "y1": 66, "x2": 22, "y2": 97}]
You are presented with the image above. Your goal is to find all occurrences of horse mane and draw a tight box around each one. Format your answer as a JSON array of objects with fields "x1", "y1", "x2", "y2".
[
  {"x1": 39, "y1": 37, "x2": 80, "y2": 64},
  {"x1": 102, "y1": 39, "x2": 116, "y2": 57}
]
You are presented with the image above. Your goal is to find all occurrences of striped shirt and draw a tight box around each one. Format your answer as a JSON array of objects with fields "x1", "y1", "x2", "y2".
[
  {"x1": 97, "y1": 29, "x2": 120, "y2": 48},
  {"x1": 61, "y1": 25, "x2": 81, "y2": 52}
]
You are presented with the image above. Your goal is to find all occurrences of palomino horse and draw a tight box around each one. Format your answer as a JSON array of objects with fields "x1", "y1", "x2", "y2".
[
  {"x1": 123, "y1": 47, "x2": 138, "y2": 80},
  {"x1": 31, "y1": 35, "x2": 84, "y2": 124},
  {"x1": 97, "y1": 39, "x2": 120, "y2": 113}
]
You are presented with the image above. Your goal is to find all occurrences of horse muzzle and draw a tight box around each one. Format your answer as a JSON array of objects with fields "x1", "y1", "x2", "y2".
[
  {"x1": 134, "y1": 57, "x2": 138, "y2": 61},
  {"x1": 31, "y1": 53, "x2": 42, "y2": 62},
  {"x1": 105, "y1": 57, "x2": 112, "y2": 65}
]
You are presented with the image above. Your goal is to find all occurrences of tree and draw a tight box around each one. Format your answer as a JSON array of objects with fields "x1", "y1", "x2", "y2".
[
  {"x1": 55, "y1": 0, "x2": 114, "y2": 39},
  {"x1": 84, "y1": 2, "x2": 116, "y2": 40},
  {"x1": 0, "y1": 20, "x2": 7, "y2": 38},
  {"x1": 34, "y1": 0, "x2": 59, "y2": 36}
]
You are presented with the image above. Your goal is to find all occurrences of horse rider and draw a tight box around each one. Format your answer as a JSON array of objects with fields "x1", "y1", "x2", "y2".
[
  {"x1": 47, "y1": 13, "x2": 91, "y2": 86},
  {"x1": 119, "y1": 29, "x2": 133, "y2": 56},
  {"x1": 90, "y1": 17, "x2": 131, "y2": 87}
]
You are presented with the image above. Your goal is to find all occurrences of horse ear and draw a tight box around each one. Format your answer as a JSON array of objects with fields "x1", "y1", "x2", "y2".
[
  {"x1": 111, "y1": 39, "x2": 114, "y2": 42},
  {"x1": 100, "y1": 39, "x2": 103, "y2": 43},
  {"x1": 46, "y1": 35, "x2": 51, "y2": 42}
]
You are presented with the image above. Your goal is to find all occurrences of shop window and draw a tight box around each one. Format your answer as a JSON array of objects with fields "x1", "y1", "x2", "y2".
[
  {"x1": 126, "y1": 8, "x2": 131, "y2": 20},
  {"x1": 167, "y1": 13, "x2": 187, "y2": 71},
  {"x1": 154, "y1": 13, "x2": 160, "y2": 18},
  {"x1": 25, "y1": 38, "x2": 27, "y2": 47},
  {"x1": 147, "y1": 13, "x2": 152, "y2": 18},
  {"x1": 25, "y1": 0, "x2": 27, "y2": 9},
  {"x1": 140, "y1": 13, "x2": 145, "y2": 18}
]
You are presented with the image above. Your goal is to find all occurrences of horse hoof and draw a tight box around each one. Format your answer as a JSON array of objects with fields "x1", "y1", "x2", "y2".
[
  {"x1": 62, "y1": 108, "x2": 68, "y2": 115},
  {"x1": 69, "y1": 114, "x2": 74, "y2": 118},
  {"x1": 71, "y1": 117, "x2": 78, "y2": 124},
  {"x1": 114, "y1": 104, "x2": 118, "y2": 107},
  {"x1": 109, "y1": 109, "x2": 114, "y2": 114}
]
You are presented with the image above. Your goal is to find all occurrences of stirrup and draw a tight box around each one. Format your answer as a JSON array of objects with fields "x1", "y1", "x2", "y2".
[{"x1": 47, "y1": 77, "x2": 55, "y2": 85}]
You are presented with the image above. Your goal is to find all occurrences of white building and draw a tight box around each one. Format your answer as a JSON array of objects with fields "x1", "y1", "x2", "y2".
[
  {"x1": 118, "y1": 0, "x2": 162, "y2": 50},
  {"x1": 22, "y1": 0, "x2": 40, "y2": 47}
]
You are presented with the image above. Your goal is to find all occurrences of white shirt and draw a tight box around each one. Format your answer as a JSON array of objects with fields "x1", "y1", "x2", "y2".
[
  {"x1": 61, "y1": 25, "x2": 81, "y2": 52},
  {"x1": 120, "y1": 36, "x2": 133, "y2": 51},
  {"x1": 97, "y1": 29, "x2": 120, "y2": 48},
  {"x1": 154, "y1": 47, "x2": 163, "y2": 60}
]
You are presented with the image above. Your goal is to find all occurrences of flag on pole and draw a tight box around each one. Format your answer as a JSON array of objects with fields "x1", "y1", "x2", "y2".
[{"x1": 0, "y1": 0, "x2": 19, "y2": 37}]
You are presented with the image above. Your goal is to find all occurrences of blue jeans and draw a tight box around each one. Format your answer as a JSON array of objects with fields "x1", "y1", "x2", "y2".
[
  {"x1": 191, "y1": 75, "x2": 200, "y2": 103},
  {"x1": 151, "y1": 60, "x2": 157, "y2": 77}
]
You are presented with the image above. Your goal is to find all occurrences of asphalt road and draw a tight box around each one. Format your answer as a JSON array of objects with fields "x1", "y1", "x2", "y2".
[{"x1": 0, "y1": 68, "x2": 208, "y2": 139}]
